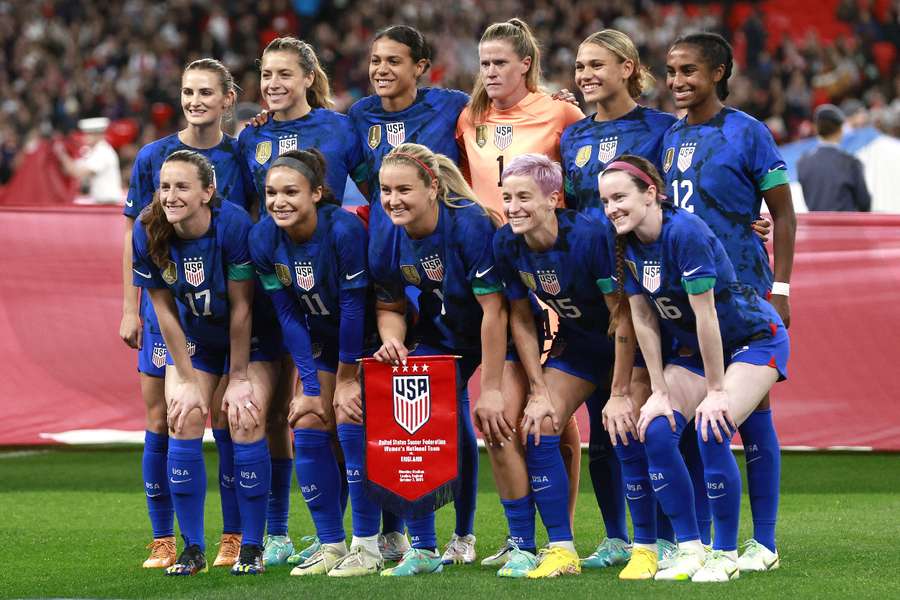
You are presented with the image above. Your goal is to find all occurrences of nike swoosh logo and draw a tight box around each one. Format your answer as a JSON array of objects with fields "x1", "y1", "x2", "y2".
[
  {"x1": 745, "y1": 455, "x2": 762, "y2": 464},
  {"x1": 531, "y1": 485, "x2": 552, "y2": 493},
  {"x1": 476, "y1": 266, "x2": 494, "y2": 278},
  {"x1": 346, "y1": 479, "x2": 362, "y2": 484},
  {"x1": 707, "y1": 492, "x2": 727, "y2": 499},
  {"x1": 125, "y1": 197, "x2": 134, "y2": 207},
  {"x1": 303, "y1": 492, "x2": 322, "y2": 502},
  {"x1": 239, "y1": 481, "x2": 260, "y2": 489},
  {"x1": 652, "y1": 483, "x2": 670, "y2": 493},
  {"x1": 626, "y1": 494, "x2": 647, "y2": 500},
  {"x1": 346, "y1": 270, "x2": 365, "y2": 280},
  {"x1": 682, "y1": 266, "x2": 702, "y2": 277},
  {"x1": 146, "y1": 493, "x2": 162, "y2": 498},
  {"x1": 133, "y1": 268, "x2": 153, "y2": 278},
  {"x1": 169, "y1": 478, "x2": 192, "y2": 484}
]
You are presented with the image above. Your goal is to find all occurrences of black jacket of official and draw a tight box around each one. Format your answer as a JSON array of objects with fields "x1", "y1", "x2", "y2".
[{"x1": 797, "y1": 143, "x2": 872, "y2": 212}]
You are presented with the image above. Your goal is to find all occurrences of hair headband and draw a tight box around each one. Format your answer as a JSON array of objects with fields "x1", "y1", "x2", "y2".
[
  {"x1": 603, "y1": 160, "x2": 658, "y2": 190},
  {"x1": 392, "y1": 152, "x2": 435, "y2": 181},
  {"x1": 271, "y1": 156, "x2": 318, "y2": 185}
]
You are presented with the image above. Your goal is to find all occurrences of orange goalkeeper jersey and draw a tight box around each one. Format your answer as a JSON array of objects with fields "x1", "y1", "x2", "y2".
[{"x1": 456, "y1": 92, "x2": 584, "y2": 218}]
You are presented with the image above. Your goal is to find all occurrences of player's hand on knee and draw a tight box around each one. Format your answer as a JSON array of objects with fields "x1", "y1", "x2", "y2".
[
  {"x1": 120, "y1": 312, "x2": 142, "y2": 349},
  {"x1": 695, "y1": 390, "x2": 736, "y2": 444},
  {"x1": 374, "y1": 338, "x2": 408, "y2": 365},
  {"x1": 288, "y1": 392, "x2": 326, "y2": 429},
  {"x1": 168, "y1": 380, "x2": 208, "y2": 433},
  {"x1": 520, "y1": 384, "x2": 557, "y2": 446},
  {"x1": 636, "y1": 389, "x2": 675, "y2": 443},
  {"x1": 603, "y1": 393, "x2": 637, "y2": 446},
  {"x1": 474, "y1": 388, "x2": 513, "y2": 447},
  {"x1": 334, "y1": 378, "x2": 363, "y2": 425},
  {"x1": 223, "y1": 377, "x2": 260, "y2": 431}
]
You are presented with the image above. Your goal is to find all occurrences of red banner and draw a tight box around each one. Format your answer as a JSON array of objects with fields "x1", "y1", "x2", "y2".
[{"x1": 363, "y1": 355, "x2": 459, "y2": 517}]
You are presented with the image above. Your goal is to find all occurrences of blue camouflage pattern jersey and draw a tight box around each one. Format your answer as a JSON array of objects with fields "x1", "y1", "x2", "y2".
[
  {"x1": 493, "y1": 209, "x2": 615, "y2": 357},
  {"x1": 659, "y1": 108, "x2": 789, "y2": 295},
  {"x1": 373, "y1": 201, "x2": 502, "y2": 354},
  {"x1": 125, "y1": 133, "x2": 253, "y2": 334},
  {"x1": 605, "y1": 206, "x2": 782, "y2": 355},
  {"x1": 238, "y1": 109, "x2": 365, "y2": 212},
  {"x1": 348, "y1": 88, "x2": 469, "y2": 280},
  {"x1": 248, "y1": 204, "x2": 368, "y2": 345},
  {"x1": 132, "y1": 201, "x2": 256, "y2": 348},
  {"x1": 561, "y1": 106, "x2": 676, "y2": 218}
]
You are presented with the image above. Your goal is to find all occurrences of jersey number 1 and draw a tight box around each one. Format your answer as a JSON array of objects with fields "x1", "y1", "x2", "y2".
[{"x1": 497, "y1": 155, "x2": 504, "y2": 187}]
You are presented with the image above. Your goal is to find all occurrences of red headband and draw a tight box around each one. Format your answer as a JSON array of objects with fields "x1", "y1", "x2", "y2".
[
  {"x1": 393, "y1": 152, "x2": 436, "y2": 181},
  {"x1": 603, "y1": 160, "x2": 658, "y2": 190}
]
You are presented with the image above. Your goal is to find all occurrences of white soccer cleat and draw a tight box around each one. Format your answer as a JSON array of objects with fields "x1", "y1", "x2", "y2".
[
  {"x1": 289, "y1": 542, "x2": 347, "y2": 576},
  {"x1": 654, "y1": 545, "x2": 707, "y2": 581},
  {"x1": 692, "y1": 550, "x2": 739, "y2": 582},
  {"x1": 441, "y1": 533, "x2": 476, "y2": 565},
  {"x1": 481, "y1": 538, "x2": 515, "y2": 567},
  {"x1": 737, "y1": 539, "x2": 780, "y2": 572},
  {"x1": 328, "y1": 545, "x2": 384, "y2": 577}
]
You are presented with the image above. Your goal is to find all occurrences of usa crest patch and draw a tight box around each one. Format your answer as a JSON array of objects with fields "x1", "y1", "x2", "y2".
[
  {"x1": 598, "y1": 137, "x2": 618, "y2": 163},
  {"x1": 537, "y1": 270, "x2": 560, "y2": 295},
  {"x1": 494, "y1": 125, "x2": 513, "y2": 150},
  {"x1": 151, "y1": 344, "x2": 167, "y2": 369},
  {"x1": 183, "y1": 257, "x2": 205, "y2": 288},
  {"x1": 421, "y1": 254, "x2": 444, "y2": 282},
  {"x1": 278, "y1": 135, "x2": 298, "y2": 156},
  {"x1": 642, "y1": 262, "x2": 661, "y2": 293},
  {"x1": 386, "y1": 122, "x2": 406, "y2": 147},
  {"x1": 393, "y1": 374, "x2": 430, "y2": 435},
  {"x1": 677, "y1": 143, "x2": 696, "y2": 172},
  {"x1": 255, "y1": 141, "x2": 272, "y2": 164},
  {"x1": 294, "y1": 261, "x2": 315, "y2": 291}
]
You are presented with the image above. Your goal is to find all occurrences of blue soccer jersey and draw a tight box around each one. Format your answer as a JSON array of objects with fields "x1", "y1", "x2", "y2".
[
  {"x1": 238, "y1": 109, "x2": 365, "y2": 212},
  {"x1": 561, "y1": 106, "x2": 676, "y2": 217},
  {"x1": 660, "y1": 108, "x2": 789, "y2": 295},
  {"x1": 249, "y1": 204, "x2": 368, "y2": 349},
  {"x1": 606, "y1": 206, "x2": 782, "y2": 356},
  {"x1": 132, "y1": 201, "x2": 256, "y2": 348},
  {"x1": 493, "y1": 209, "x2": 615, "y2": 354},
  {"x1": 373, "y1": 201, "x2": 502, "y2": 353}
]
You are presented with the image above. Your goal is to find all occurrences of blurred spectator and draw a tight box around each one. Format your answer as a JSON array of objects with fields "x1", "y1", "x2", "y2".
[
  {"x1": 53, "y1": 117, "x2": 122, "y2": 204},
  {"x1": 797, "y1": 104, "x2": 871, "y2": 211}
]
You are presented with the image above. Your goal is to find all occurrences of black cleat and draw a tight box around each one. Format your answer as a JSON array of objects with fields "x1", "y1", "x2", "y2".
[
  {"x1": 164, "y1": 544, "x2": 208, "y2": 576},
  {"x1": 231, "y1": 544, "x2": 266, "y2": 575}
]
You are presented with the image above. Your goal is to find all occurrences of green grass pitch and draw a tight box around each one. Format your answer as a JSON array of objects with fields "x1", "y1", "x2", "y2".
[{"x1": 1, "y1": 448, "x2": 897, "y2": 599}]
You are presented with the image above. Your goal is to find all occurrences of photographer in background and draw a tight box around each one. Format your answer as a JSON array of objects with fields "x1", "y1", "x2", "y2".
[{"x1": 53, "y1": 118, "x2": 123, "y2": 205}]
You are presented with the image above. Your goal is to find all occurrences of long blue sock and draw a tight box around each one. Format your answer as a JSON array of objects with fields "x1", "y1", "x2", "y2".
[
  {"x1": 454, "y1": 392, "x2": 478, "y2": 537},
  {"x1": 213, "y1": 429, "x2": 241, "y2": 534},
  {"x1": 143, "y1": 431, "x2": 174, "y2": 539},
  {"x1": 337, "y1": 424, "x2": 381, "y2": 537},
  {"x1": 643, "y1": 414, "x2": 699, "y2": 543},
  {"x1": 681, "y1": 424, "x2": 712, "y2": 545},
  {"x1": 340, "y1": 464, "x2": 350, "y2": 516},
  {"x1": 697, "y1": 426, "x2": 742, "y2": 552},
  {"x1": 266, "y1": 458, "x2": 292, "y2": 537},
  {"x1": 293, "y1": 428, "x2": 345, "y2": 543},
  {"x1": 526, "y1": 435, "x2": 572, "y2": 542},
  {"x1": 586, "y1": 392, "x2": 629, "y2": 542},
  {"x1": 656, "y1": 502, "x2": 675, "y2": 543},
  {"x1": 382, "y1": 511, "x2": 405, "y2": 535},
  {"x1": 501, "y1": 495, "x2": 536, "y2": 553},
  {"x1": 407, "y1": 513, "x2": 436, "y2": 551},
  {"x1": 168, "y1": 437, "x2": 206, "y2": 550},
  {"x1": 234, "y1": 438, "x2": 271, "y2": 547},
  {"x1": 614, "y1": 434, "x2": 656, "y2": 545},
  {"x1": 739, "y1": 409, "x2": 780, "y2": 552}
]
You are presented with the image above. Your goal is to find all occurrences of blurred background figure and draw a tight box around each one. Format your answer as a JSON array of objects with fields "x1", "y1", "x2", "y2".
[{"x1": 53, "y1": 117, "x2": 123, "y2": 204}]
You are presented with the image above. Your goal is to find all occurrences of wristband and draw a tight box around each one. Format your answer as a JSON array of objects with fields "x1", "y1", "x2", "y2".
[{"x1": 771, "y1": 282, "x2": 790, "y2": 297}]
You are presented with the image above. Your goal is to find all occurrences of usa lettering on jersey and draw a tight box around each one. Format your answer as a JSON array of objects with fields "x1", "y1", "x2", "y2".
[
  {"x1": 278, "y1": 135, "x2": 298, "y2": 156},
  {"x1": 294, "y1": 261, "x2": 315, "y2": 291},
  {"x1": 421, "y1": 254, "x2": 444, "y2": 282},
  {"x1": 386, "y1": 122, "x2": 406, "y2": 147},
  {"x1": 183, "y1": 257, "x2": 205, "y2": 287},
  {"x1": 494, "y1": 125, "x2": 513, "y2": 150},
  {"x1": 642, "y1": 261, "x2": 661, "y2": 293},
  {"x1": 537, "y1": 270, "x2": 560, "y2": 295},
  {"x1": 677, "y1": 143, "x2": 697, "y2": 172},
  {"x1": 598, "y1": 137, "x2": 619, "y2": 163},
  {"x1": 151, "y1": 344, "x2": 167, "y2": 369},
  {"x1": 393, "y1": 373, "x2": 430, "y2": 435}
]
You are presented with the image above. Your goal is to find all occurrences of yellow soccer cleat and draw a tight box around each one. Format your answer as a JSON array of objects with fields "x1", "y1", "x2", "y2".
[
  {"x1": 212, "y1": 533, "x2": 242, "y2": 567},
  {"x1": 142, "y1": 536, "x2": 176, "y2": 569},
  {"x1": 526, "y1": 546, "x2": 581, "y2": 579},
  {"x1": 618, "y1": 546, "x2": 658, "y2": 580}
]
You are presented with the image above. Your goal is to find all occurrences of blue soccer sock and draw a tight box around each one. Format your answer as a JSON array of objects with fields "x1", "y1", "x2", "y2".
[
  {"x1": 697, "y1": 427, "x2": 742, "y2": 552},
  {"x1": 454, "y1": 393, "x2": 478, "y2": 537},
  {"x1": 266, "y1": 458, "x2": 292, "y2": 537},
  {"x1": 656, "y1": 502, "x2": 675, "y2": 543},
  {"x1": 382, "y1": 511, "x2": 405, "y2": 535},
  {"x1": 586, "y1": 395, "x2": 629, "y2": 542},
  {"x1": 614, "y1": 434, "x2": 656, "y2": 545},
  {"x1": 212, "y1": 429, "x2": 241, "y2": 535},
  {"x1": 234, "y1": 438, "x2": 271, "y2": 547},
  {"x1": 293, "y1": 428, "x2": 345, "y2": 544},
  {"x1": 337, "y1": 424, "x2": 381, "y2": 538},
  {"x1": 407, "y1": 513, "x2": 437, "y2": 551},
  {"x1": 143, "y1": 431, "x2": 174, "y2": 539},
  {"x1": 739, "y1": 409, "x2": 781, "y2": 552},
  {"x1": 681, "y1": 424, "x2": 712, "y2": 545},
  {"x1": 339, "y1": 462, "x2": 350, "y2": 516},
  {"x1": 168, "y1": 437, "x2": 206, "y2": 550},
  {"x1": 643, "y1": 413, "x2": 700, "y2": 543},
  {"x1": 526, "y1": 434, "x2": 572, "y2": 542},
  {"x1": 501, "y1": 495, "x2": 536, "y2": 553}
]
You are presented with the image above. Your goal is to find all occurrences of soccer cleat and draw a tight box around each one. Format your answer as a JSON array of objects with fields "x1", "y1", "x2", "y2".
[
  {"x1": 654, "y1": 545, "x2": 707, "y2": 581},
  {"x1": 657, "y1": 539, "x2": 677, "y2": 568},
  {"x1": 164, "y1": 544, "x2": 208, "y2": 576},
  {"x1": 289, "y1": 543, "x2": 347, "y2": 576},
  {"x1": 581, "y1": 537, "x2": 632, "y2": 568},
  {"x1": 287, "y1": 535, "x2": 320, "y2": 565},
  {"x1": 142, "y1": 536, "x2": 176, "y2": 569},
  {"x1": 737, "y1": 539, "x2": 780, "y2": 572},
  {"x1": 378, "y1": 532, "x2": 411, "y2": 562},
  {"x1": 692, "y1": 550, "x2": 739, "y2": 582},
  {"x1": 262, "y1": 534, "x2": 295, "y2": 566},
  {"x1": 380, "y1": 548, "x2": 443, "y2": 576},
  {"x1": 526, "y1": 547, "x2": 581, "y2": 578},
  {"x1": 441, "y1": 533, "x2": 476, "y2": 565},
  {"x1": 497, "y1": 547, "x2": 538, "y2": 578},
  {"x1": 618, "y1": 546, "x2": 658, "y2": 580},
  {"x1": 212, "y1": 533, "x2": 242, "y2": 567},
  {"x1": 481, "y1": 538, "x2": 516, "y2": 567},
  {"x1": 231, "y1": 544, "x2": 265, "y2": 575},
  {"x1": 328, "y1": 545, "x2": 384, "y2": 577}
]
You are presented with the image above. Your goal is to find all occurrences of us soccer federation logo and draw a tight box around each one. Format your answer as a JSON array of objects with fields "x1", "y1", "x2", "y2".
[
  {"x1": 663, "y1": 147, "x2": 675, "y2": 173},
  {"x1": 186, "y1": 341, "x2": 197, "y2": 357},
  {"x1": 183, "y1": 257, "x2": 205, "y2": 288},
  {"x1": 537, "y1": 270, "x2": 560, "y2": 295},
  {"x1": 494, "y1": 125, "x2": 513, "y2": 150},
  {"x1": 294, "y1": 261, "x2": 315, "y2": 291},
  {"x1": 574, "y1": 145, "x2": 592, "y2": 168},
  {"x1": 151, "y1": 343, "x2": 167, "y2": 369},
  {"x1": 421, "y1": 254, "x2": 444, "y2": 282},
  {"x1": 598, "y1": 136, "x2": 619, "y2": 163},
  {"x1": 162, "y1": 260, "x2": 177, "y2": 285},
  {"x1": 386, "y1": 122, "x2": 406, "y2": 147},
  {"x1": 367, "y1": 125, "x2": 382, "y2": 149},
  {"x1": 642, "y1": 261, "x2": 661, "y2": 293},
  {"x1": 393, "y1": 373, "x2": 430, "y2": 435},
  {"x1": 677, "y1": 142, "x2": 697, "y2": 172},
  {"x1": 255, "y1": 141, "x2": 272, "y2": 164},
  {"x1": 278, "y1": 135, "x2": 298, "y2": 156}
]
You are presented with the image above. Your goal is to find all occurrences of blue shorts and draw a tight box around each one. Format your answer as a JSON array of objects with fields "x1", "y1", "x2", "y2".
[
  {"x1": 163, "y1": 332, "x2": 283, "y2": 376},
  {"x1": 138, "y1": 327, "x2": 167, "y2": 378},
  {"x1": 544, "y1": 330, "x2": 614, "y2": 386},
  {"x1": 663, "y1": 348, "x2": 706, "y2": 377},
  {"x1": 727, "y1": 323, "x2": 790, "y2": 381}
]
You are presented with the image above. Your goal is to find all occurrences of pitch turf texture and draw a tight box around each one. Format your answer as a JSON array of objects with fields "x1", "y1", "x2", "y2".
[{"x1": 1, "y1": 448, "x2": 897, "y2": 599}]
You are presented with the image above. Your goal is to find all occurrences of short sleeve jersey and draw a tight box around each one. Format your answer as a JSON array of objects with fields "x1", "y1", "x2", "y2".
[
  {"x1": 373, "y1": 201, "x2": 502, "y2": 353},
  {"x1": 132, "y1": 201, "x2": 255, "y2": 348},
  {"x1": 249, "y1": 204, "x2": 368, "y2": 344},
  {"x1": 561, "y1": 106, "x2": 676, "y2": 217},
  {"x1": 612, "y1": 206, "x2": 782, "y2": 354},
  {"x1": 456, "y1": 92, "x2": 584, "y2": 217},
  {"x1": 660, "y1": 108, "x2": 789, "y2": 295},
  {"x1": 238, "y1": 109, "x2": 364, "y2": 212}
]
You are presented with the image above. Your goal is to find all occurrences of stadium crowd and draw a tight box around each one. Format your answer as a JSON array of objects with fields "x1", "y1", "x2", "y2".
[{"x1": 1, "y1": 0, "x2": 900, "y2": 185}]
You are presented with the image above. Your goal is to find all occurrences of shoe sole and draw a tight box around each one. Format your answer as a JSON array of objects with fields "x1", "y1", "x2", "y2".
[{"x1": 739, "y1": 558, "x2": 780, "y2": 572}]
